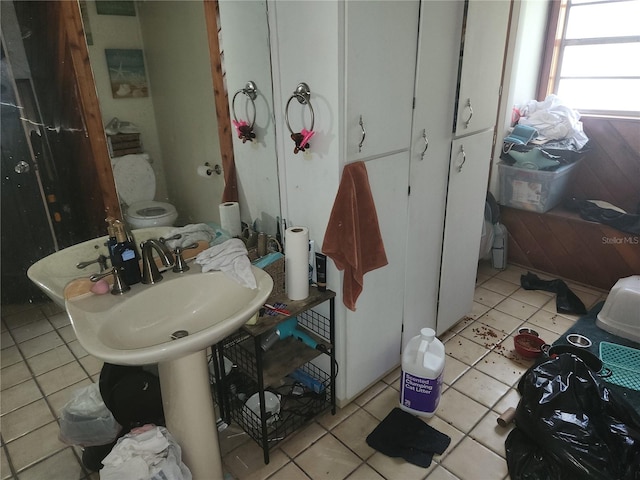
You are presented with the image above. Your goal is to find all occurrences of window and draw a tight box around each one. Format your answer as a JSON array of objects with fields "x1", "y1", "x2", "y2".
[{"x1": 541, "y1": 0, "x2": 640, "y2": 117}]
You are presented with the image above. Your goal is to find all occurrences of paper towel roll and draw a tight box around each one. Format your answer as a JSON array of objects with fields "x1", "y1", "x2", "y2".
[
  {"x1": 197, "y1": 165, "x2": 213, "y2": 177},
  {"x1": 219, "y1": 202, "x2": 241, "y2": 237},
  {"x1": 285, "y1": 226, "x2": 310, "y2": 300}
]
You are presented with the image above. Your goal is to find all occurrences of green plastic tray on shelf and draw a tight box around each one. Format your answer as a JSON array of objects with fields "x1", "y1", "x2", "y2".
[{"x1": 599, "y1": 341, "x2": 640, "y2": 392}]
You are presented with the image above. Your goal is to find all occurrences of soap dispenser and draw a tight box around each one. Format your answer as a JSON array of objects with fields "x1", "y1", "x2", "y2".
[{"x1": 111, "y1": 221, "x2": 141, "y2": 285}]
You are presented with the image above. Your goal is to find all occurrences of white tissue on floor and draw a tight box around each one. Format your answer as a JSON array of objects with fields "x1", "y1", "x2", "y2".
[
  {"x1": 195, "y1": 238, "x2": 257, "y2": 289},
  {"x1": 100, "y1": 425, "x2": 191, "y2": 480}
]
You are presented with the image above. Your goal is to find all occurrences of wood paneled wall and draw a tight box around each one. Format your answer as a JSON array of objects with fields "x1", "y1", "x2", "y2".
[{"x1": 502, "y1": 116, "x2": 640, "y2": 290}]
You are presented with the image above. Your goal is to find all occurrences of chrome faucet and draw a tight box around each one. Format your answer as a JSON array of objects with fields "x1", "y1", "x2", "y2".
[
  {"x1": 77, "y1": 254, "x2": 109, "y2": 272},
  {"x1": 140, "y1": 239, "x2": 174, "y2": 284}
]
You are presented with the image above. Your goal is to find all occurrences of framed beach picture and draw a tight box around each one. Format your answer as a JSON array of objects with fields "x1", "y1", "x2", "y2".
[{"x1": 105, "y1": 49, "x2": 149, "y2": 99}]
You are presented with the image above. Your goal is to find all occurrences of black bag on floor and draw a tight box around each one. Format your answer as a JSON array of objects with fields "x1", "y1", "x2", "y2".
[{"x1": 506, "y1": 353, "x2": 640, "y2": 480}]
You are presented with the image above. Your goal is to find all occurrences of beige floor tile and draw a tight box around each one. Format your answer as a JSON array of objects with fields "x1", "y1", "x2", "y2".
[
  {"x1": 1, "y1": 331, "x2": 15, "y2": 350},
  {"x1": 5, "y1": 421, "x2": 67, "y2": 473},
  {"x1": 1, "y1": 361, "x2": 32, "y2": 390},
  {"x1": 477, "y1": 261, "x2": 499, "y2": 279},
  {"x1": 354, "y1": 381, "x2": 386, "y2": 407},
  {"x1": 383, "y1": 366, "x2": 401, "y2": 385},
  {"x1": 475, "y1": 351, "x2": 529, "y2": 387},
  {"x1": 494, "y1": 265, "x2": 528, "y2": 285},
  {"x1": 280, "y1": 421, "x2": 326, "y2": 459},
  {"x1": 295, "y1": 434, "x2": 361, "y2": 480},
  {"x1": 477, "y1": 309, "x2": 524, "y2": 336},
  {"x1": 10, "y1": 320, "x2": 54, "y2": 344},
  {"x1": 317, "y1": 402, "x2": 359, "y2": 431},
  {"x1": 423, "y1": 415, "x2": 464, "y2": 462},
  {"x1": 67, "y1": 340, "x2": 90, "y2": 359},
  {"x1": 468, "y1": 301, "x2": 491, "y2": 320},
  {"x1": 269, "y1": 461, "x2": 311, "y2": 479},
  {"x1": 527, "y1": 309, "x2": 576, "y2": 335},
  {"x1": 17, "y1": 331, "x2": 65, "y2": 359},
  {"x1": 476, "y1": 272, "x2": 492, "y2": 285},
  {"x1": 25, "y1": 345, "x2": 75, "y2": 376},
  {"x1": 1, "y1": 378, "x2": 43, "y2": 415},
  {"x1": 442, "y1": 356, "x2": 469, "y2": 386},
  {"x1": 493, "y1": 388, "x2": 521, "y2": 414},
  {"x1": 450, "y1": 316, "x2": 475, "y2": 334},
  {"x1": 1, "y1": 449, "x2": 11, "y2": 480},
  {"x1": 426, "y1": 465, "x2": 460, "y2": 479},
  {"x1": 366, "y1": 451, "x2": 435, "y2": 480},
  {"x1": 445, "y1": 336, "x2": 489, "y2": 367},
  {"x1": 332, "y1": 408, "x2": 378, "y2": 460},
  {"x1": 473, "y1": 288, "x2": 506, "y2": 308},
  {"x1": 481, "y1": 278, "x2": 521, "y2": 297},
  {"x1": 346, "y1": 463, "x2": 386, "y2": 480},
  {"x1": 218, "y1": 424, "x2": 252, "y2": 456},
  {"x1": 494, "y1": 298, "x2": 538, "y2": 321},
  {"x1": 441, "y1": 436, "x2": 508, "y2": 480},
  {"x1": 47, "y1": 311, "x2": 71, "y2": 329},
  {"x1": 451, "y1": 369, "x2": 509, "y2": 408},
  {"x1": 36, "y1": 361, "x2": 89, "y2": 396},
  {"x1": 223, "y1": 442, "x2": 288, "y2": 480},
  {"x1": 459, "y1": 322, "x2": 507, "y2": 350},
  {"x1": 469, "y1": 410, "x2": 513, "y2": 457},
  {"x1": 2, "y1": 309, "x2": 45, "y2": 330},
  {"x1": 0, "y1": 345, "x2": 22, "y2": 368},
  {"x1": 362, "y1": 386, "x2": 400, "y2": 422},
  {"x1": 79, "y1": 355, "x2": 104, "y2": 377},
  {"x1": 434, "y1": 388, "x2": 486, "y2": 433},
  {"x1": 39, "y1": 302, "x2": 65, "y2": 318},
  {"x1": 57, "y1": 324, "x2": 78, "y2": 344},
  {"x1": 12, "y1": 447, "x2": 85, "y2": 480},
  {"x1": 509, "y1": 288, "x2": 553, "y2": 308},
  {"x1": 0, "y1": 398, "x2": 55, "y2": 443}
]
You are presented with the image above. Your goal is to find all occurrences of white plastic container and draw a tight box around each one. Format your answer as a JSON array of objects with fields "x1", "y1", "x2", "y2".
[
  {"x1": 400, "y1": 328, "x2": 445, "y2": 417},
  {"x1": 498, "y1": 161, "x2": 582, "y2": 213}
]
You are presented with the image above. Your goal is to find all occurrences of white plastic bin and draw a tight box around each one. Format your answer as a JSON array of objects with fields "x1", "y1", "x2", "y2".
[{"x1": 498, "y1": 161, "x2": 582, "y2": 213}]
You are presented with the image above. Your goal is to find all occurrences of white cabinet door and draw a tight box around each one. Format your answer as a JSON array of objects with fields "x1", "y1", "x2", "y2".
[
  {"x1": 343, "y1": 152, "x2": 410, "y2": 400},
  {"x1": 345, "y1": 0, "x2": 419, "y2": 160},
  {"x1": 403, "y1": 0, "x2": 464, "y2": 349},
  {"x1": 454, "y1": 0, "x2": 510, "y2": 136},
  {"x1": 437, "y1": 129, "x2": 494, "y2": 335}
]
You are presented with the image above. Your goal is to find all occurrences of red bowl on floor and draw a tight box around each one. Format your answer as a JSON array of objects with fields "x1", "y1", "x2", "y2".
[{"x1": 514, "y1": 333, "x2": 545, "y2": 358}]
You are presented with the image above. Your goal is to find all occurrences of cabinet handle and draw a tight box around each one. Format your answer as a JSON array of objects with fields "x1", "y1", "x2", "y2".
[
  {"x1": 457, "y1": 145, "x2": 466, "y2": 172},
  {"x1": 463, "y1": 99, "x2": 474, "y2": 128},
  {"x1": 358, "y1": 115, "x2": 366, "y2": 153},
  {"x1": 420, "y1": 129, "x2": 429, "y2": 160}
]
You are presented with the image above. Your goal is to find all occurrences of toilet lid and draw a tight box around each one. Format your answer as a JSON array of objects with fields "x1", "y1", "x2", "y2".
[
  {"x1": 126, "y1": 200, "x2": 177, "y2": 220},
  {"x1": 112, "y1": 154, "x2": 156, "y2": 205}
]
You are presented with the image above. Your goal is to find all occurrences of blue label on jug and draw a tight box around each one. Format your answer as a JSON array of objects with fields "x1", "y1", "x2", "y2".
[
  {"x1": 401, "y1": 371, "x2": 443, "y2": 413},
  {"x1": 121, "y1": 249, "x2": 135, "y2": 261}
]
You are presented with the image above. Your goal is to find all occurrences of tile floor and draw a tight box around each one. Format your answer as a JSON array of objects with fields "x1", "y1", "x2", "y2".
[{"x1": 1, "y1": 262, "x2": 607, "y2": 480}]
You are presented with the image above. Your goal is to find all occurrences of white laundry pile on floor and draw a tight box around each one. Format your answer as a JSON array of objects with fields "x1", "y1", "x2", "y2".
[{"x1": 100, "y1": 425, "x2": 192, "y2": 480}]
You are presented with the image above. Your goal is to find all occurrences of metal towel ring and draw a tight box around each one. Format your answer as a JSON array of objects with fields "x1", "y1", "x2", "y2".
[
  {"x1": 285, "y1": 82, "x2": 315, "y2": 135},
  {"x1": 231, "y1": 81, "x2": 258, "y2": 129}
]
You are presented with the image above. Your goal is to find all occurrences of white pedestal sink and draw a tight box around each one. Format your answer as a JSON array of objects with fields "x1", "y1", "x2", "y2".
[
  {"x1": 27, "y1": 226, "x2": 173, "y2": 307},
  {"x1": 65, "y1": 265, "x2": 273, "y2": 479}
]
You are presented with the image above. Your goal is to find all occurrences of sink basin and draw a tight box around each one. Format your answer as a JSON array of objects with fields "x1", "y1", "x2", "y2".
[
  {"x1": 27, "y1": 226, "x2": 173, "y2": 306},
  {"x1": 65, "y1": 265, "x2": 273, "y2": 365}
]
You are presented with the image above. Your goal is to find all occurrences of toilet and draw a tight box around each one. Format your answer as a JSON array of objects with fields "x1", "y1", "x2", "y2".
[{"x1": 111, "y1": 153, "x2": 178, "y2": 228}]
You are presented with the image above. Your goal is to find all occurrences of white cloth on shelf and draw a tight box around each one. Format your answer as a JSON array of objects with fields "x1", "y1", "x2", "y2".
[
  {"x1": 100, "y1": 425, "x2": 191, "y2": 480},
  {"x1": 195, "y1": 238, "x2": 257, "y2": 289}
]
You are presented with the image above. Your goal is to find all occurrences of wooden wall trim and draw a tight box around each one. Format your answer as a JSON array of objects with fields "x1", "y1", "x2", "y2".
[
  {"x1": 59, "y1": 0, "x2": 121, "y2": 222},
  {"x1": 204, "y1": 0, "x2": 238, "y2": 203}
]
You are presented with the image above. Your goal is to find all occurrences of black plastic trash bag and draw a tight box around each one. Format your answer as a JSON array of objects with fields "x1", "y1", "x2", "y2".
[{"x1": 506, "y1": 353, "x2": 640, "y2": 480}]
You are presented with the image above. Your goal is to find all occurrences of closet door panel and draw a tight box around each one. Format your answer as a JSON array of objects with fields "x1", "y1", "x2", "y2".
[
  {"x1": 454, "y1": 0, "x2": 510, "y2": 135},
  {"x1": 402, "y1": 0, "x2": 464, "y2": 349},
  {"x1": 437, "y1": 129, "x2": 494, "y2": 335},
  {"x1": 345, "y1": 0, "x2": 419, "y2": 160},
  {"x1": 343, "y1": 152, "x2": 410, "y2": 400}
]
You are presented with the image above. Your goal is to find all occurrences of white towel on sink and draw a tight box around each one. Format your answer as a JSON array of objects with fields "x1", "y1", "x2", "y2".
[{"x1": 195, "y1": 238, "x2": 257, "y2": 289}]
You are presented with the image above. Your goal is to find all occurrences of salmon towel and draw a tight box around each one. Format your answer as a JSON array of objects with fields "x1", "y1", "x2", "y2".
[{"x1": 322, "y1": 161, "x2": 388, "y2": 311}]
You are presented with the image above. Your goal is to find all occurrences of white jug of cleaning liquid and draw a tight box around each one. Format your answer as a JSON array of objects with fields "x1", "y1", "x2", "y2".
[{"x1": 400, "y1": 327, "x2": 445, "y2": 417}]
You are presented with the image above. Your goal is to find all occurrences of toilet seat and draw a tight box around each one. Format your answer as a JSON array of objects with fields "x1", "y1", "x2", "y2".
[
  {"x1": 125, "y1": 200, "x2": 178, "y2": 228},
  {"x1": 111, "y1": 154, "x2": 178, "y2": 228}
]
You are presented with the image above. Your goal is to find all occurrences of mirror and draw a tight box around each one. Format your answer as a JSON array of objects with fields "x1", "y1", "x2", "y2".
[{"x1": 83, "y1": 0, "x2": 281, "y2": 235}]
